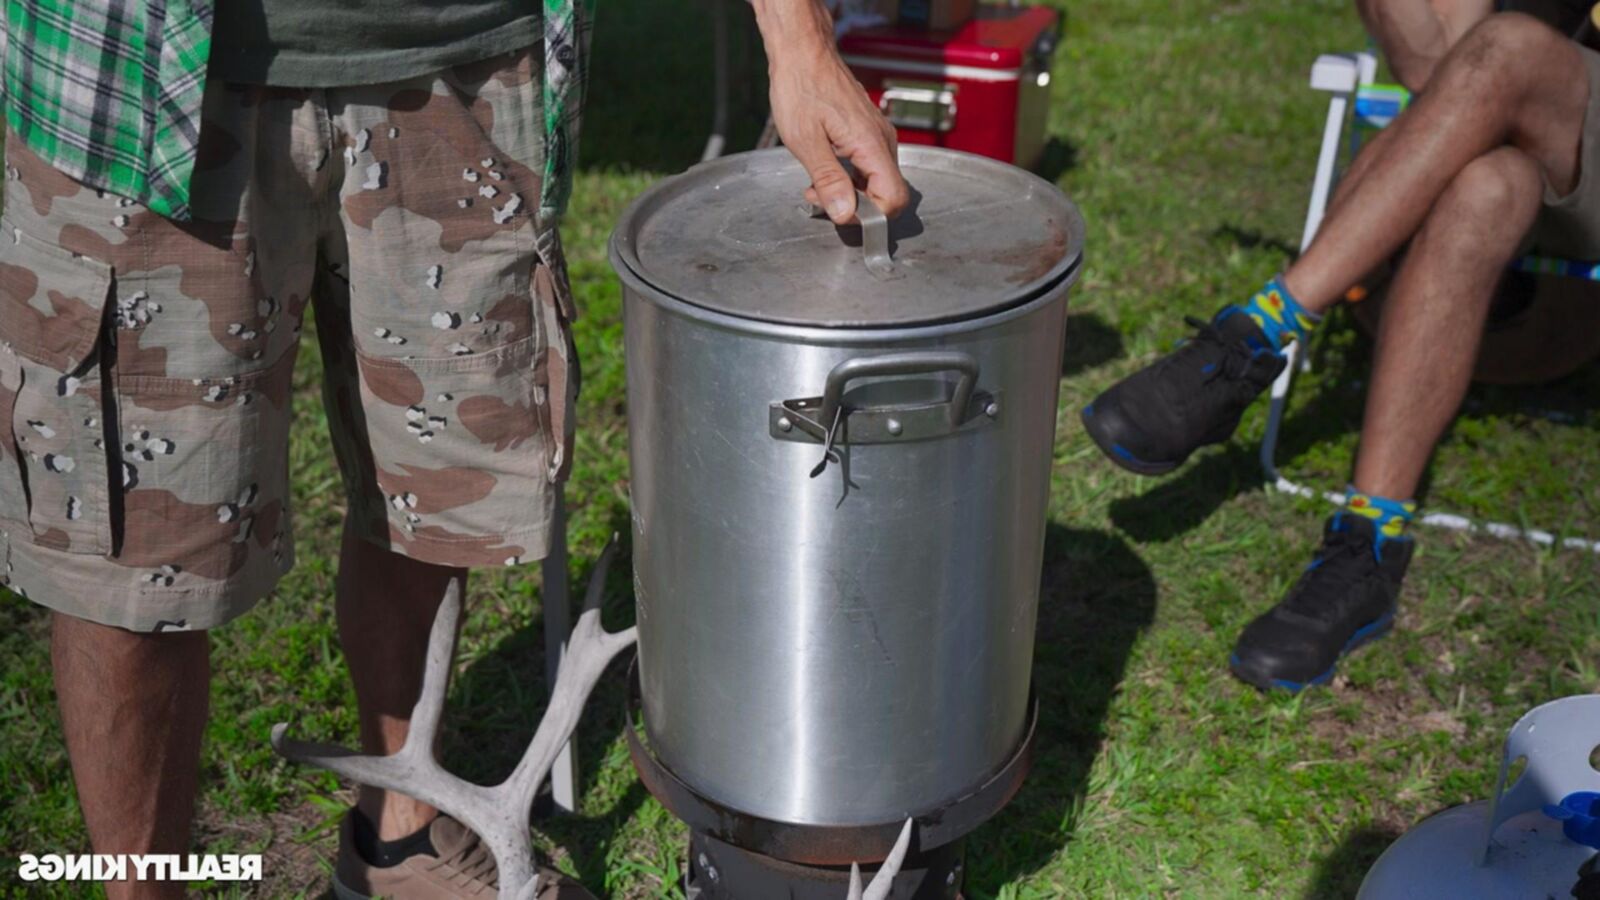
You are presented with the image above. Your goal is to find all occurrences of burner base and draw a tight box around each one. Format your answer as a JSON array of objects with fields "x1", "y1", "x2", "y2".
[{"x1": 686, "y1": 831, "x2": 964, "y2": 900}]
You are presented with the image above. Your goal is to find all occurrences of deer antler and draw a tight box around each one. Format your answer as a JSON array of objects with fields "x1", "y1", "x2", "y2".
[
  {"x1": 846, "y1": 818, "x2": 914, "y2": 900},
  {"x1": 271, "y1": 536, "x2": 637, "y2": 900}
]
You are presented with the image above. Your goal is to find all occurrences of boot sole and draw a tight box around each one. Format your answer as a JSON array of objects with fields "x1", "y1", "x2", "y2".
[
  {"x1": 1228, "y1": 612, "x2": 1395, "y2": 694},
  {"x1": 332, "y1": 875, "x2": 369, "y2": 900},
  {"x1": 1079, "y1": 403, "x2": 1184, "y2": 476}
]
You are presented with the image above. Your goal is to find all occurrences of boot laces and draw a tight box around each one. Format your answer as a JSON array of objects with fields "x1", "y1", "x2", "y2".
[
  {"x1": 1158, "y1": 317, "x2": 1260, "y2": 384},
  {"x1": 1284, "y1": 527, "x2": 1380, "y2": 624},
  {"x1": 426, "y1": 828, "x2": 499, "y2": 890},
  {"x1": 1140, "y1": 317, "x2": 1265, "y2": 422}
]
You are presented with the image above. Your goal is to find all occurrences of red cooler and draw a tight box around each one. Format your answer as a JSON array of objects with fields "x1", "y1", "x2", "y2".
[{"x1": 840, "y1": 4, "x2": 1061, "y2": 170}]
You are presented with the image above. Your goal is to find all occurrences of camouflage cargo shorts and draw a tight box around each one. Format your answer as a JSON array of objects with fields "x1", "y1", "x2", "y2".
[{"x1": 0, "y1": 47, "x2": 577, "y2": 632}]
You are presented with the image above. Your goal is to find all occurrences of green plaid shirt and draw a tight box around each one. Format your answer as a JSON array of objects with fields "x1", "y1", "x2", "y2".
[{"x1": 1, "y1": 0, "x2": 589, "y2": 223}]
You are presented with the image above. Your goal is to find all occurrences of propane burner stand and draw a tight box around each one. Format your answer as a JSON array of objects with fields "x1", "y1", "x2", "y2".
[{"x1": 625, "y1": 659, "x2": 1036, "y2": 898}]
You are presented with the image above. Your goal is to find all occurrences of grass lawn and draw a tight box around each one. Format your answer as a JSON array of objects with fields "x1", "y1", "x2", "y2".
[{"x1": 5, "y1": 0, "x2": 1600, "y2": 896}]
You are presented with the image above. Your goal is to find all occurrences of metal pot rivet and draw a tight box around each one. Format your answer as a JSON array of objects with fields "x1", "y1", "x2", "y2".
[
  {"x1": 698, "y1": 853, "x2": 709, "y2": 870},
  {"x1": 947, "y1": 872, "x2": 957, "y2": 885},
  {"x1": 777, "y1": 416, "x2": 793, "y2": 432},
  {"x1": 707, "y1": 866, "x2": 719, "y2": 882},
  {"x1": 887, "y1": 417, "x2": 903, "y2": 436},
  {"x1": 985, "y1": 401, "x2": 1000, "y2": 418}
]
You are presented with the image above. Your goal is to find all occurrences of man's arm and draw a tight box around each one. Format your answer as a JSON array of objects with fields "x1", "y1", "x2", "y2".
[
  {"x1": 1358, "y1": 0, "x2": 1493, "y2": 91},
  {"x1": 751, "y1": 0, "x2": 910, "y2": 223}
]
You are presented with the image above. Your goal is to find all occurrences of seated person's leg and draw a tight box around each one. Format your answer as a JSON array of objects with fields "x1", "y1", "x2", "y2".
[
  {"x1": 1082, "y1": 12, "x2": 1591, "y2": 475},
  {"x1": 1230, "y1": 146, "x2": 1545, "y2": 691}
]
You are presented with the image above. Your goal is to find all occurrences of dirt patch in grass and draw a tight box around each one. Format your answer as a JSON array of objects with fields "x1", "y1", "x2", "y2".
[
  {"x1": 1315, "y1": 678, "x2": 1462, "y2": 747},
  {"x1": 195, "y1": 794, "x2": 344, "y2": 898}
]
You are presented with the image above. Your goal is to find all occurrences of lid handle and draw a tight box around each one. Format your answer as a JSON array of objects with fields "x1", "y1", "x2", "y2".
[{"x1": 805, "y1": 190, "x2": 905, "y2": 282}]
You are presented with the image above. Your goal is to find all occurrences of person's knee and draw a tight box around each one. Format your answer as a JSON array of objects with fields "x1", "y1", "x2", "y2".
[
  {"x1": 1408, "y1": 151, "x2": 1543, "y2": 289},
  {"x1": 1438, "y1": 148, "x2": 1543, "y2": 221},
  {"x1": 1452, "y1": 148, "x2": 1536, "y2": 208},
  {"x1": 1453, "y1": 13, "x2": 1567, "y2": 86}
]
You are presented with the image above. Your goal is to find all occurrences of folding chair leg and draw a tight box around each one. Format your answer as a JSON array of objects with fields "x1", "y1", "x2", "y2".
[
  {"x1": 1262, "y1": 55, "x2": 1356, "y2": 500},
  {"x1": 1260, "y1": 341, "x2": 1345, "y2": 504},
  {"x1": 1300, "y1": 59, "x2": 1358, "y2": 251},
  {"x1": 1416, "y1": 512, "x2": 1600, "y2": 553},
  {"x1": 1259, "y1": 342, "x2": 1294, "y2": 489}
]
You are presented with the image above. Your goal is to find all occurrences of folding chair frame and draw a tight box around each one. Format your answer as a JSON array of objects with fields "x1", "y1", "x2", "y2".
[{"x1": 1258, "y1": 52, "x2": 1600, "y2": 554}]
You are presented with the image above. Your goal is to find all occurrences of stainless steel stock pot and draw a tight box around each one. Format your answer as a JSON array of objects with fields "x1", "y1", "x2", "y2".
[{"x1": 610, "y1": 147, "x2": 1084, "y2": 828}]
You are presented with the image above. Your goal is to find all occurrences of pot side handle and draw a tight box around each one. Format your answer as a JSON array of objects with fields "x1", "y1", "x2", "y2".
[{"x1": 819, "y1": 351, "x2": 979, "y2": 431}]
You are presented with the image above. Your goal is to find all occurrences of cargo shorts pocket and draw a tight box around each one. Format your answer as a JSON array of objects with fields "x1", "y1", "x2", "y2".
[
  {"x1": 110, "y1": 357, "x2": 291, "y2": 584},
  {"x1": 529, "y1": 257, "x2": 577, "y2": 483},
  {"x1": 353, "y1": 333, "x2": 553, "y2": 537},
  {"x1": 0, "y1": 349, "x2": 31, "y2": 533},
  {"x1": 0, "y1": 223, "x2": 117, "y2": 554}
]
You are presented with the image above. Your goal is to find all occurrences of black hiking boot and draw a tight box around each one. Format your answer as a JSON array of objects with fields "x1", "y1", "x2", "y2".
[
  {"x1": 1230, "y1": 513, "x2": 1413, "y2": 693},
  {"x1": 1081, "y1": 308, "x2": 1287, "y2": 475}
]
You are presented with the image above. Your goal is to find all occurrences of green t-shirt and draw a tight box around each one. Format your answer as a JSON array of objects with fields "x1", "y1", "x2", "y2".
[{"x1": 209, "y1": 0, "x2": 541, "y2": 86}]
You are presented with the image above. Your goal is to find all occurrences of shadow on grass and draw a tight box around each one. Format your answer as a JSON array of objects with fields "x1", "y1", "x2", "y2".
[
  {"x1": 1062, "y1": 311, "x2": 1124, "y2": 378},
  {"x1": 1302, "y1": 824, "x2": 1399, "y2": 899},
  {"x1": 962, "y1": 523, "x2": 1157, "y2": 894},
  {"x1": 1036, "y1": 136, "x2": 1080, "y2": 184},
  {"x1": 1107, "y1": 369, "x2": 1367, "y2": 543},
  {"x1": 1105, "y1": 308, "x2": 1374, "y2": 543}
]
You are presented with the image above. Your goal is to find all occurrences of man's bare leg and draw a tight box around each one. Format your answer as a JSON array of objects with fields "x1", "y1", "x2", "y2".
[
  {"x1": 52, "y1": 614, "x2": 210, "y2": 900},
  {"x1": 335, "y1": 518, "x2": 466, "y2": 840},
  {"x1": 1285, "y1": 13, "x2": 1589, "y2": 312},
  {"x1": 1325, "y1": 124, "x2": 1396, "y2": 222},
  {"x1": 1351, "y1": 146, "x2": 1545, "y2": 498}
]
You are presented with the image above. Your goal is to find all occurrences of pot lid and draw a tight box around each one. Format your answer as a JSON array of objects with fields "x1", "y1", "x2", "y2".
[{"x1": 610, "y1": 146, "x2": 1085, "y2": 328}]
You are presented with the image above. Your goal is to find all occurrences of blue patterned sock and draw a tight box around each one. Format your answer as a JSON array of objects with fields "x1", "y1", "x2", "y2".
[
  {"x1": 1229, "y1": 275, "x2": 1321, "y2": 352},
  {"x1": 1342, "y1": 488, "x2": 1417, "y2": 557}
]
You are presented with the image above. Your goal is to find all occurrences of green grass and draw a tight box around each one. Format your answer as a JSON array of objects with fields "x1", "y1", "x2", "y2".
[{"x1": 6, "y1": 0, "x2": 1600, "y2": 896}]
